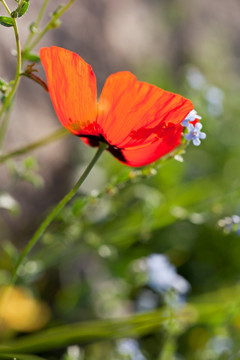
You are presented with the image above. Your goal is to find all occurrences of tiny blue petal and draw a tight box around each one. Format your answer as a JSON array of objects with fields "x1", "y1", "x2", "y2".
[
  {"x1": 182, "y1": 119, "x2": 189, "y2": 127},
  {"x1": 193, "y1": 138, "x2": 201, "y2": 146},
  {"x1": 199, "y1": 132, "x2": 206, "y2": 140},
  {"x1": 185, "y1": 132, "x2": 193, "y2": 141},
  {"x1": 195, "y1": 122, "x2": 202, "y2": 130}
]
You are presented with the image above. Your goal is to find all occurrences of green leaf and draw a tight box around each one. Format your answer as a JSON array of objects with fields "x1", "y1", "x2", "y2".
[
  {"x1": 22, "y1": 51, "x2": 40, "y2": 62},
  {"x1": 18, "y1": 0, "x2": 29, "y2": 17},
  {"x1": 23, "y1": 156, "x2": 37, "y2": 170},
  {"x1": 0, "y1": 78, "x2": 8, "y2": 87},
  {"x1": 0, "y1": 16, "x2": 14, "y2": 27},
  {"x1": 0, "y1": 309, "x2": 171, "y2": 353}
]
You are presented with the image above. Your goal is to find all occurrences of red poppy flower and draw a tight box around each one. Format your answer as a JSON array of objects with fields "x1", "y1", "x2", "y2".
[{"x1": 40, "y1": 46, "x2": 195, "y2": 167}]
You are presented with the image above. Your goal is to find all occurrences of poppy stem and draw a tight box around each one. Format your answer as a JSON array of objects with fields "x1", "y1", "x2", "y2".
[{"x1": 9, "y1": 143, "x2": 107, "y2": 286}]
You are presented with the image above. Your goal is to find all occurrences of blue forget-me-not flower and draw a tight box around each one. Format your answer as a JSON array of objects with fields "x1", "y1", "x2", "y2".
[
  {"x1": 182, "y1": 110, "x2": 206, "y2": 146},
  {"x1": 185, "y1": 122, "x2": 206, "y2": 146}
]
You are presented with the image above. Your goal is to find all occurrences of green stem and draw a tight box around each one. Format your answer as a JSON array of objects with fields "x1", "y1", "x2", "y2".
[
  {"x1": 9, "y1": 143, "x2": 107, "y2": 285},
  {"x1": 0, "y1": 1, "x2": 21, "y2": 127},
  {"x1": 34, "y1": 0, "x2": 50, "y2": 27},
  {"x1": 0, "y1": 128, "x2": 68, "y2": 164},
  {"x1": 0, "y1": 107, "x2": 11, "y2": 148},
  {"x1": 24, "y1": 0, "x2": 50, "y2": 50},
  {"x1": 0, "y1": 0, "x2": 11, "y2": 15},
  {"x1": 26, "y1": 0, "x2": 75, "y2": 52},
  {"x1": 158, "y1": 336, "x2": 177, "y2": 360}
]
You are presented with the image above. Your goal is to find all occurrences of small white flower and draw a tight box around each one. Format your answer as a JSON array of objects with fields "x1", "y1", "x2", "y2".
[{"x1": 182, "y1": 109, "x2": 202, "y2": 127}]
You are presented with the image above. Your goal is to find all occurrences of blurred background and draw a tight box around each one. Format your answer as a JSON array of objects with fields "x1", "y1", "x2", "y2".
[{"x1": 1, "y1": 0, "x2": 240, "y2": 359}]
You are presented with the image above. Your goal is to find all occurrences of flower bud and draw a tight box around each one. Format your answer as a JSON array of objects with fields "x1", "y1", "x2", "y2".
[
  {"x1": 29, "y1": 22, "x2": 38, "y2": 34},
  {"x1": 50, "y1": 19, "x2": 61, "y2": 29}
]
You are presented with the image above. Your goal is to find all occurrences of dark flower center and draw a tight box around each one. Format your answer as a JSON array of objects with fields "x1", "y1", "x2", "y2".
[{"x1": 79, "y1": 134, "x2": 127, "y2": 163}]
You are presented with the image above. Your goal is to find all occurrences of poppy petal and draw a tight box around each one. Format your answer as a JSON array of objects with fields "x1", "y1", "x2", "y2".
[
  {"x1": 121, "y1": 125, "x2": 182, "y2": 167},
  {"x1": 97, "y1": 71, "x2": 193, "y2": 149},
  {"x1": 40, "y1": 46, "x2": 98, "y2": 135}
]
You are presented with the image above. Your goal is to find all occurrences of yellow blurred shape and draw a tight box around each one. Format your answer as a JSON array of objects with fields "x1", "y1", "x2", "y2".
[{"x1": 0, "y1": 286, "x2": 50, "y2": 332}]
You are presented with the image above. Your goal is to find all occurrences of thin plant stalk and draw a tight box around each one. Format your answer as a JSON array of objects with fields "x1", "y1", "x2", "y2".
[
  {"x1": 0, "y1": 128, "x2": 68, "y2": 163},
  {"x1": 0, "y1": 1, "x2": 21, "y2": 125},
  {"x1": 0, "y1": 0, "x2": 75, "y2": 147},
  {"x1": 9, "y1": 143, "x2": 107, "y2": 285},
  {"x1": 24, "y1": 0, "x2": 50, "y2": 49},
  {"x1": 26, "y1": 0, "x2": 75, "y2": 52},
  {"x1": 0, "y1": 0, "x2": 11, "y2": 15},
  {"x1": 0, "y1": 108, "x2": 11, "y2": 148}
]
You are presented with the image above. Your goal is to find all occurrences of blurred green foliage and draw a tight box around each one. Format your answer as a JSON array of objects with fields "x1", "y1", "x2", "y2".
[
  {"x1": 1, "y1": 1, "x2": 240, "y2": 359},
  {"x1": 1, "y1": 62, "x2": 240, "y2": 358}
]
